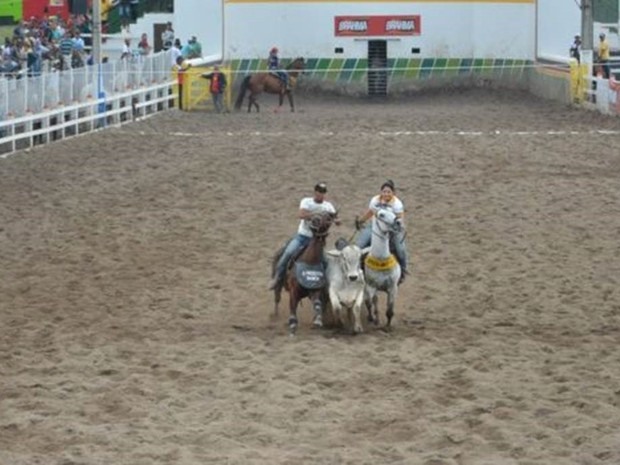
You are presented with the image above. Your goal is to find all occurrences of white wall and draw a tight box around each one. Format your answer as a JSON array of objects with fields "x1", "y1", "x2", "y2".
[
  {"x1": 174, "y1": 0, "x2": 223, "y2": 57},
  {"x1": 224, "y1": 2, "x2": 535, "y2": 60},
  {"x1": 536, "y1": 0, "x2": 581, "y2": 63}
]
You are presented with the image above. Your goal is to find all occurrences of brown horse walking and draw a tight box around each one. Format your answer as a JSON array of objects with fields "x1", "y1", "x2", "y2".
[
  {"x1": 271, "y1": 211, "x2": 335, "y2": 335},
  {"x1": 234, "y1": 57, "x2": 305, "y2": 113}
]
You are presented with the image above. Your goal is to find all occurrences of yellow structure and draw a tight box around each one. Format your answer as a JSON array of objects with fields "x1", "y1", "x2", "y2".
[
  {"x1": 569, "y1": 60, "x2": 588, "y2": 104},
  {"x1": 174, "y1": 65, "x2": 233, "y2": 112}
]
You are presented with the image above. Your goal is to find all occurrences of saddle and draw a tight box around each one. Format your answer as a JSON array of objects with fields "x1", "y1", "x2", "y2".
[{"x1": 269, "y1": 71, "x2": 290, "y2": 88}]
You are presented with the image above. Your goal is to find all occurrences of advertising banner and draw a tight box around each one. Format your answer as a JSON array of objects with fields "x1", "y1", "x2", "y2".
[{"x1": 334, "y1": 15, "x2": 421, "y2": 37}]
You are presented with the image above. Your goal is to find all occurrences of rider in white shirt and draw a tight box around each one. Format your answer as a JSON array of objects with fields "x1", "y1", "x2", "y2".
[
  {"x1": 355, "y1": 179, "x2": 409, "y2": 283},
  {"x1": 269, "y1": 182, "x2": 340, "y2": 290}
]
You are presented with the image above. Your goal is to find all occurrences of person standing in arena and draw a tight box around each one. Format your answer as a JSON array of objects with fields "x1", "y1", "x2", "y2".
[
  {"x1": 174, "y1": 56, "x2": 189, "y2": 110},
  {"x1": 355, "y1": 179, "x2": 409, "y2": 284},
  {"x1": 201, "y1": 65, "x2": 228, "y2": 113},
  {"x1": 269, "y1": 183, "x2": 340, "y2": 290}
]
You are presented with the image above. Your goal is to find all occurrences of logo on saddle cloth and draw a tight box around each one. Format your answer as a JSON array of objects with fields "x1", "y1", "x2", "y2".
[
  {"x1": 365, "y1": 254, "x2": 397, "y2": 271},
  {"x1": 294, "y1": 262, "x2": 326, "y2": 289}
]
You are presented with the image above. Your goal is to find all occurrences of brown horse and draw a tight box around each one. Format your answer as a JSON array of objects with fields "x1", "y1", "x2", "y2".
[
  {"x1": 234, "y1": 57, "x2": 305, "y2": 113},
  {"x1": 271, "y1": 211, "x2": 336, "y2": 335}
]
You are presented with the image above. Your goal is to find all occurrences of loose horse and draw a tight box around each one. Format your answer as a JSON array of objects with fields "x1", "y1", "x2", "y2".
[
  {"x1": 271, "y1": 211, "x2": 335, "y2": 335},
  {"x1": 234, "y1": 57, "x2": 305, "y2": 113},
  {"x1": 363, "y1": 207, "x2": 403, "y2": 328}
]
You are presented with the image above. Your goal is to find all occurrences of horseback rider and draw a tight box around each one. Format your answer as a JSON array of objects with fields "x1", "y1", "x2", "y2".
[
  {"x1": 355, "y1": 179, "x2": 409, "y2": 284},
  {"x1": 268, "y1": 46, "x2": 289, "y2": 90},
  {"x1": 269, "y1": 182, "x2": 340, "y2": 290}
]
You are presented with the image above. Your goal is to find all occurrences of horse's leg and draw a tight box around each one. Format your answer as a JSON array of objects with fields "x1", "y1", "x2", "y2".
[
  {"x1": 312, "y1": 291, "x2": 323, "y2": 328},
  {"x1": 247, "y1": 94, "x2": 253, "y2": 113},
  {"x1": 287, "y1": 91, "x2": 295, "y2": 112},
  {"x1": 288, "y1": 287, "x2": 300, "y2": 335},
  {"x1": 371, "y1": 294, "x2": 380, "y2": 326},
  {"x1": 272, "y1": 284, "x2": 282, "y2": 318},
  {"x1": 385, "y1": 285, "x2": 399, "y2": 328},
  {"x1": 364, "y1": 286, "x2": 375, "y2": 324}
]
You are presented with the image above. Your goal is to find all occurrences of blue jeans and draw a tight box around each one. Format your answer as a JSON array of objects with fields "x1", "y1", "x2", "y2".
[
  {"x1": 274, "y1": 234, "x2": 311, "y2": 284},
  {"x1": 356, "y1": 224, "x2": 408, "y2": 272},
  {"x1": 211, "y1": 92, "x2": 225, "y2": 113},
  {"x1": 278, "y1": 71, "x2": 288, "y2": 88}
]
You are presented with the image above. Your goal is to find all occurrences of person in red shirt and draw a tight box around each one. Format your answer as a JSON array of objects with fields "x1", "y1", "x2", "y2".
[{"x1": 201, "y1": 65, "x2": 228, "y2": 113}]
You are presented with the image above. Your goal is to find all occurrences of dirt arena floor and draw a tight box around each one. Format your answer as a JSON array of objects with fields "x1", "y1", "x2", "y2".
[{"x1": 2, "y1": 89, "x2": 620, "y2": 465}]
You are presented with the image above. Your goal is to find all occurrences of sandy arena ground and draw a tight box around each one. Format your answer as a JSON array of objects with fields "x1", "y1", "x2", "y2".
[{"x1": 1, "y1": 89, "x2": 620, "y2": 465}]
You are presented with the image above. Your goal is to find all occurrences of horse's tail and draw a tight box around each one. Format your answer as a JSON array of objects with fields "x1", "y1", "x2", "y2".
[{"x1": 234, "y1": 75, "x2": 251, "y2": 110}]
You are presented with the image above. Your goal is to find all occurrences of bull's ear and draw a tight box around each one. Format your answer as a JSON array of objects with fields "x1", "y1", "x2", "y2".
[{"x1": 326, "y1": 249, "x2": 341, "y2": 257}]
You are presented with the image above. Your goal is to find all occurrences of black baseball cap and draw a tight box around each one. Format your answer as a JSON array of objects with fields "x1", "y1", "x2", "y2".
[{"x1": 314, "y1": 182, "x2": 327, "y2": 193}]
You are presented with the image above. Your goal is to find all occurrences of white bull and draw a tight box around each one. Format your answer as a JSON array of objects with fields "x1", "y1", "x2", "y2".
[{"x1": 326, "y1": 244, "x2": 366, "y2": 334}]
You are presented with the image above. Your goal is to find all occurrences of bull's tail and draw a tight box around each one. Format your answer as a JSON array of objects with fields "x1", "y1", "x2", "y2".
[{"x1": 234, "y1": 76, "x2": 251, "y2": 110}]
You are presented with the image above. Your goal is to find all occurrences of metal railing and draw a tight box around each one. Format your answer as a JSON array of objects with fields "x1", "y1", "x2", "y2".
[{"x1": 0, "y1": 50, "x2": 174, "y2": 119}]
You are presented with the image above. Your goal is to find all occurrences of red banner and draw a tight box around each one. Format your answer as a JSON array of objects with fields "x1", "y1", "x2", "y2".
[{"x1": 334, "y1": 15, "x2": 421, "y2": 37}]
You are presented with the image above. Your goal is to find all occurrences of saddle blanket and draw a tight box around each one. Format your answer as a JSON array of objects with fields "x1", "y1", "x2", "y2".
[{"x1": 295, "y1": 262, "x2": 326, "y2": 290}]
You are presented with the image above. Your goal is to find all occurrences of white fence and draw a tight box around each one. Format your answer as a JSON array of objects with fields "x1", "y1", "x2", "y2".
[{"x1": 0, "y1": 51, "x2": 176, "y2": 156}]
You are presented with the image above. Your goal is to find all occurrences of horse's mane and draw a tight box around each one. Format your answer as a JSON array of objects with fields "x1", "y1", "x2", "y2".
[{"x1": 286, "y1": 57, "x2": 305, "y2": 70}]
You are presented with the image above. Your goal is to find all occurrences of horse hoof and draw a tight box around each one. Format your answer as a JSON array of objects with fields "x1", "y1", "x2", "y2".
[
  {"x1": 288, "y1": 316, "x2": 298, "y2": 333},
  {"x1": 312, "y1": 315, "x2": 323, "y2": 328}
]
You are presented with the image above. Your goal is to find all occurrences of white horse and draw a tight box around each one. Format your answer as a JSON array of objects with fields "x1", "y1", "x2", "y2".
[
  {"x1": 326, "y1": 243, "x2": 365, "y2": 334},
  {"x1": 363, "y1": 207, "x2": 402, "y2": 328}
]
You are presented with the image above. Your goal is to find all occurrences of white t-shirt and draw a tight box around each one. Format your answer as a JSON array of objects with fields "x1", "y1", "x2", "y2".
[
  {"x1": 170, "y1": 46, "x2": 182, "y2": 67},
  {"x1": 297, "y1": 197, "x2": 337, "y2": 237},
  {"x1": 369, "y1": 194, "x2": 404, "y2": 216}
]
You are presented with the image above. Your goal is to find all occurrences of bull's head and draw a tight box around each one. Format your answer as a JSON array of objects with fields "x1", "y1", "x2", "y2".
[{"x1": 327, "y1": 245, "x2": 364, "y2": 282}]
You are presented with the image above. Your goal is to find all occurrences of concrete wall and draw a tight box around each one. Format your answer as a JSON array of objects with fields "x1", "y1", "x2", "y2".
[
  {"x1": 527, "y1": 66, "x2": 572, "y2": 105},
  {"x1": 224, "y1": 0, "x2": 535, "y2": 61}
]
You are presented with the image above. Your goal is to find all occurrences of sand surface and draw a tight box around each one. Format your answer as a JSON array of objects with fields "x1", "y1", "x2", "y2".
[{"x1": 1, "y1": 89, "x2": 620, "y2": 465}]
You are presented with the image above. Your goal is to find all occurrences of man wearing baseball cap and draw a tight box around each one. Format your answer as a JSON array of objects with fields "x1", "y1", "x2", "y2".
[{"x1": 269, "y1": 182, "x2": 340, "y2": 290}]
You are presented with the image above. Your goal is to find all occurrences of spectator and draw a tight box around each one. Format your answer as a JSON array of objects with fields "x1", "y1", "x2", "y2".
[
  {"x1": 161, "y1": 21, "x2": 174, "y2": 51},
  {"x1": 130, "y1": 0, "x2": 140, "y2": 23},
  {"x1": 72, "y1": 30, "x2": 86, "y2": 63},
  {"x1": 183, "y1": 36, "x2": 201, "y2": 59},
  {"x1": 170, "y1": 38, "x2": 182, "y2": 67},
  {"x1": 119, "y1": 0, "x2": 132, "y2": 30},
  {"x1": 59, "y1": 31, "x2": 74, "y2": 70},
  {"x1": 101, "y1": 0, "x2": 112, "y2": 33},
  {"x1": 121, "y1": 38, "x2": 132, "y2": 60},
  {"x1": 569, "y1": 34, "x2": 581, "y2": 63},
  {"x1": 137, "y1": 33, "x2": 151, "y2": 56},
  {"x1": 201, "y1": 64, "x2": 228, "y2": 113},
  {"x1": 597, "y1": 32, "x2": 610, "y2": 79}
]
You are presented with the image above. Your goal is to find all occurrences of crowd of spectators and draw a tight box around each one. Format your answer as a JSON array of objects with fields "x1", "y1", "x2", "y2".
[
  {"x1": 0, "y1": 14, "x2": 94, "y2": 78},
  {"x1": 1, "y1": 1, "x2": 201, "y2": 79}
]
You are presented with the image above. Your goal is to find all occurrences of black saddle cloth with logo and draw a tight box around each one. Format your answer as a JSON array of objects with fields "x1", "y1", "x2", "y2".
[{"x1": 294, "y1": 262, "x2": 326, "y2": 290}]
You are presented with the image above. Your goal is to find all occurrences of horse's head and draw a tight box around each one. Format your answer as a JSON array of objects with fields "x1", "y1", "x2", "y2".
[
  {"x1": 287, "y1": 57, "x2": 305, "y2": 73},
  {"x1": 308, "y1": 211, "x2": 336, "y2": 237},
  {"x1": 374, "y1": 207, "x2": 402, "y2": 235}
]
